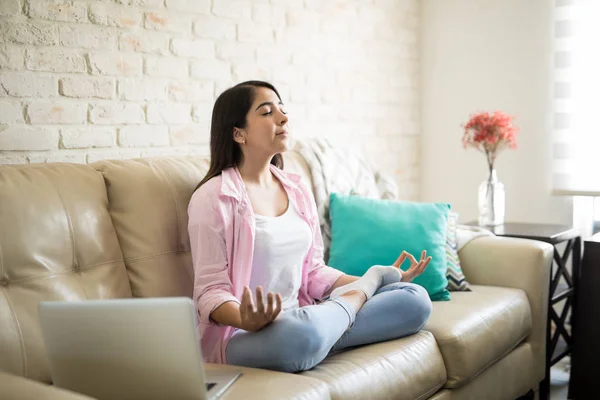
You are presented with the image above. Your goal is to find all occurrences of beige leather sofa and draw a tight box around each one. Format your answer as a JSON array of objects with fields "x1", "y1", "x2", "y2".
[{"x1": 0, "y1": 149, "x2": 552, "y2": 400}]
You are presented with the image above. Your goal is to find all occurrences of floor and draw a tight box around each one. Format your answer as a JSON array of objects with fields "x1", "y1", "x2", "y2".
[{"x1": 550, "y1": 356, "x2": 571, "y2": 400}]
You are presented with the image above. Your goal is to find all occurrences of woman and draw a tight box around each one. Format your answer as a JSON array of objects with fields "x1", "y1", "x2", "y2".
[{"x1": 188, "y1": 80, "x2": 433, "y2": 373}]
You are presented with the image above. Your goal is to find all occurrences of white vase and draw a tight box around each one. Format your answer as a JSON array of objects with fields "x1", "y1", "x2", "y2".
[{"x1": 478, "y1": 168, "x2": 505, "y2": 226}]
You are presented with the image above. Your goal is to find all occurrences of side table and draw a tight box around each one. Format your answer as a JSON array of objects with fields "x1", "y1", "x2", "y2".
[
  {"x1": 568, "y1": 232, "x2": 600, "y2": 399},
  {"x1": 467, "y1": 222, "x2": 581, "y2": 400}
]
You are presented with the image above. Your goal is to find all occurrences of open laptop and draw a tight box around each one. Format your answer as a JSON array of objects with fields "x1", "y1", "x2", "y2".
[{"x1": 38, "y1": 297, "x2": 242, "y2": 400}]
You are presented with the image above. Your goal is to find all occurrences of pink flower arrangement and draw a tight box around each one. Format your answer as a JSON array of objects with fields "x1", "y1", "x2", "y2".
[{"x1": 462, "y1": 111, "x2": 519, "y2": 169}]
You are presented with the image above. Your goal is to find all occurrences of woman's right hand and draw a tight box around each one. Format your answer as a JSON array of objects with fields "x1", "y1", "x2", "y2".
[{"x1": 239, "y1": 286, "x2": 282, "y2": 332}]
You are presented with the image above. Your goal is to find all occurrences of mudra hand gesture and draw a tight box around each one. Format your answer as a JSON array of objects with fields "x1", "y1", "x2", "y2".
[
  {"x1": 394, "y1": 250, "x2": 432, "y2": 283},
  {"x1": 240, "y1": 286, "x2": 282, "y2": 332}
]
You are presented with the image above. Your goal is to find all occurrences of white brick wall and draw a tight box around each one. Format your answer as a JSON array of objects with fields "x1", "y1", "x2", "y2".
[
  {"x1": 27, "y1": 100, "x2": 87, "y2": 124},
  {"x1": 0, "y1": 0, "x2": 21, "y2": 17},
  {"x1": 118, "y1": 125, "x2": 169, "y2": 147},
  {"x1": 59, "y1": 77, "x2": 115, "y2": 99},
  {"x1": 0, "y1": 0, "x2": 421, "y2": 200},
  {"x1": 1, "y1": 72, "x2": 57, "y2": 97},
  {"x1": 0, "y1": 100, "x2": 24, "y2": 124},
  {"x1": 59, "y1": 24, "x2": 117, "y2": 51},
  {"x1": 89, "y1": 102, "x2": 145, "y2": 124},
  {"x1": 27, "y1": 1, "x2": 88, "y2": 23},
  {"x1": 26, "y1": 48, "x2": 87, "y2": 73},
  {"x1": 89, "y1": 3, "x2": 142, "y2": 29},
  {"x1": 61, "y1": 127, "x2": 115, "y2": 149}
]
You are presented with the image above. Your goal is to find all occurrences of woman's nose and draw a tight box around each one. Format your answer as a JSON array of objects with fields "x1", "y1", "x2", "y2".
[{"x1": 279, "y1": 111, "x2": 288, "y2": 125}]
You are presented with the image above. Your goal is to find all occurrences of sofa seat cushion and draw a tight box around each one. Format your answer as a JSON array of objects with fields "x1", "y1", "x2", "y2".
[
  {"x1": 300, "y1": 331, "x2": 446, "y2": 400},
  {"x1": 205, "y1": 364, "x2": 330, "y2": 400},
  {"x1": 0, "y1": 371, "x2": 96, "y2": 400},
  {"x1": 424, "y1": 285, "x2": 532, "y2": 388}
]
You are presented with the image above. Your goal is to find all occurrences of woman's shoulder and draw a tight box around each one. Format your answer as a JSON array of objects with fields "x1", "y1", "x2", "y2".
[
  {"x1": 189, "y1": 174, "x2": 223, "y2": 212},
  {"x1": 197, "y1": 174, "x2": 223, "y2": 195}
]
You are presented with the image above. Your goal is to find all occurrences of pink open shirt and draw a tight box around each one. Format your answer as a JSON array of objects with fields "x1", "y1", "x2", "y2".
[{"x1": 187, "y1": 165, "x2": 344, "y2": 364}]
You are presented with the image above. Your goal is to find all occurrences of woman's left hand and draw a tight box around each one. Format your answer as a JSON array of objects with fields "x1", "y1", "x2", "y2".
[{"x1": 393, "y1": 250, "x2": 432, "y2": 283}]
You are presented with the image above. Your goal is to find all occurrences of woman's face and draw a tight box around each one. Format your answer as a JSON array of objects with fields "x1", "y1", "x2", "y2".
[{"x1": 235, "y1": 87, "x2": 290, "y2": 157}]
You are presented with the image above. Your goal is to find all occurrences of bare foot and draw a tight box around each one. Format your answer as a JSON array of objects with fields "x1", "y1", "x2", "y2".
[{"x1": 339, "y1": 290, "x2": 368, "y2": 313}]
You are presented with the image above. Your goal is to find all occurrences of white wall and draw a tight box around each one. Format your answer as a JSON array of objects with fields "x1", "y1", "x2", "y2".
[
  {"x1": 421, "y1": 0, "x2": 573, "y2": 224},
  {"x1": 0, "y1": 0, "x2": 421, "y2": 200}
]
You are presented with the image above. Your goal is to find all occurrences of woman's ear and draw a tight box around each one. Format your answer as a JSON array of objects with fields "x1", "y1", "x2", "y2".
[{"x1": 233, "y1": 128, "x2": 247, "y2": 145}]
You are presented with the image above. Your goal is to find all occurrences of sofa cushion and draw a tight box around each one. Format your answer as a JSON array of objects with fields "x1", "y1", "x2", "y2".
[
  {"x1": 206, "y1": 364, "x2": 330, "y2": 400},
  {"x1": 300, "y1": 331, "x2": 446, "y2": 400},
  {"x1": 0, "y1": 370, "x2": 95, "y2": 400},
  {"x1": 92, "y1": 157, "x2": 208, "y2": 298},
  {"x1": 441, "y1": 342, "x2": 536, "y2": 400},
  {"x1": 424, "y1": 285, "x2": 532, "y2": 388},
  {"x1": 0, "y1": 163, "x2": 132, "y2": 383}
]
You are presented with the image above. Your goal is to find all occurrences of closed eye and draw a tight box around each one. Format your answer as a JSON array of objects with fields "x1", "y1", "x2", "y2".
[{"x1": 262, "y1": 109, "x2": 287, "y2": 116}]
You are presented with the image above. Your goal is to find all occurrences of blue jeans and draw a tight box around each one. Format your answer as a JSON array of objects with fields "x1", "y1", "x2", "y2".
[{"x1": 225, "y1": 282, "x2": 433, "y2": 373}]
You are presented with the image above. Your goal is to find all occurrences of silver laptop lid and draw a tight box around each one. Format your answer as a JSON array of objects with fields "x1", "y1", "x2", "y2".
[{"x1": 39, "y1": 297, "x2": 208, "y2": 400}]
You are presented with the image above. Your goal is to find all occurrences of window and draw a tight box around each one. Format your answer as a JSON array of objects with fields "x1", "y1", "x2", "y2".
[
  {"x1": 552, "y1": 1, "x2": 600, "y2": 195},
  {"x1": 594, "y1": 198, "x2": 600, "y2": 235}
]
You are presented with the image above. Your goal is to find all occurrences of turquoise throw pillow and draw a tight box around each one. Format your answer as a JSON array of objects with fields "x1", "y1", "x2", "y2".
[{"x1": 328, "y1": 193, "x2": 451, "y2": 301}]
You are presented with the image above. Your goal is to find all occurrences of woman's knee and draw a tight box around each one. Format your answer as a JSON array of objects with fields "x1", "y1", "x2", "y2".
[
  {"x1": 373, "y1": 282, "x2": 432, "y2": 331},
  {"x1": 279, "y1": 311, "x2": 328, "y2": 356},
  {"x1": 410, "y1": 284, "x2": 433, "y2": 328},
  {"x1": 268, "y1": 313, "x2": 329, "y2": 372},
  {"x1": 227, "y1": 318, "x2": 326, "y2": 373}
]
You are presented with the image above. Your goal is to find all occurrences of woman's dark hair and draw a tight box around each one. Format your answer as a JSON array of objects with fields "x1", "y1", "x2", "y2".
[{"x1": 196, "y1": 80, "x2": 284, "y2": 190}]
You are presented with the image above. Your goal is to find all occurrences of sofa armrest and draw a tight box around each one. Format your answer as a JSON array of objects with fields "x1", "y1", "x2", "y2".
[
  {"x1": 0, "y1": 371, "x2": 96, "y2": 400},
  {"x1": 458, "y1": 235, "x2": 553, "y2": 383}
]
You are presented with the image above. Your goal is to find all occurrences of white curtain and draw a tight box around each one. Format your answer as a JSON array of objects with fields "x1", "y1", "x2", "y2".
[{"x1": 552, "y1": 0, "x2": 600, "y2": 196}]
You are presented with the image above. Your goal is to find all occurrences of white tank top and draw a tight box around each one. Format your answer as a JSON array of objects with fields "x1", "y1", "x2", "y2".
[{"x1": 249, "y1": 202, "x2": 312, "y2": 312}]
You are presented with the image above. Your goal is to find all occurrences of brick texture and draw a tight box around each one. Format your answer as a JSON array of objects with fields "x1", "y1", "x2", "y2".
[
  {"x1": 27, "y1": 1, "x2": 88, "y2": 23},
  {"x1": 0, "y1": 44, "x2": 25, "y2": 70},
  {"x1": 0, "y1": 126, "x2": 59, "y2": 151},
  {"x1": 145, "y1": 11, "x2": 191, "y2": 34},
  {"x1": 26, "y1": 48, "x2": 86, "y2": 73},
  {"x1": 88, "y1": 52, "x2": 143, "y2": 76},
  {"x1": 89, "y1": 103, "x2": 145, "y2": 124},
  {"x1": 1, "y1": 73, "x2": 57, "y2": 97},
  {"x1": 166, "y1": 0, "x2": 211, "y2": 14},
  {"x1": 27, "y1": 100, "x2": 87, "y2": 124},
  {"x1": 0, "y1": 0, "x2": 421, "y2": 198},
  {"x1": 0, "y1": 100, "x2": 25, "y2": 124},
  {"x1": 89, "y1": 3, "x2": 142, "y2": 29},
  {"x1": 145, "y1": 56, "x2": 188, "y2": 78},
  {"x1": 118, "y1": 125, "x2": 169, "y2": 147},
  {"x1": 147, "y1": 103, "x2": 192, "y2": 124},
  {"x1": 61, "y1": 127, "x2": 115, "y2": 149},
  {"x1": 0, "y1": 0, "x2": 21, "y2": 17},
  {"x1": 59, "y1": 25, "x2": 118, "y2": 51},
  {"x1": 119, "y1": 31, "x2": 170, "y2": 54},
  {"x1": 0, "y1": 21, "x2": 58, "y2": 46},
  {"x1": 59, "y1": 77, "x2": 115, "y2": 99},
  {"x1": 117, "y1": 78, "x2": 169, "y2": 101}
]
